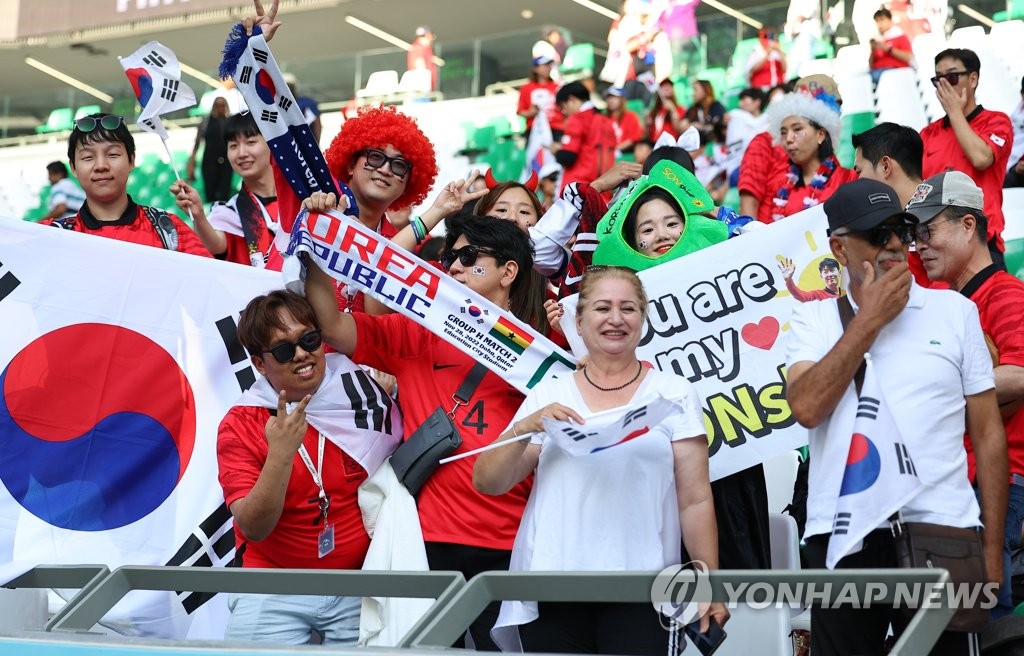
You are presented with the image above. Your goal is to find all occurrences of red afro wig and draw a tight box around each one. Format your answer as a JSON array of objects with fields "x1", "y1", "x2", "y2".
[{"x1": 325, "y1": 105, "x2": 438, "y2": 210}]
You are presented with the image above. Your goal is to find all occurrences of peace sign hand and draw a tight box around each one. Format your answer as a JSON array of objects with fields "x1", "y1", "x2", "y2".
[
  {"x1": 244, "y1": 0, "x2": 282, "y2": 40},
  {"x1": 265, "y1": 390, "x2": 311, "y2": 458}
]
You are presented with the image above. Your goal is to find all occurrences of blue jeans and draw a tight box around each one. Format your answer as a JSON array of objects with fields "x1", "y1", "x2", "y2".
[
  {"x1": 976, "y1": 479, "x2": 1024, "y2": 619},
  {"x1": 225, "y1": 592, "x2": 360, "y2": 644}
]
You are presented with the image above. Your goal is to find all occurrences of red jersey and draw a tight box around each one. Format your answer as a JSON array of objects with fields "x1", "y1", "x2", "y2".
[
  {"x1": 215, "y1": 193, "x2": 280, "y2": 266},
  {"x1": 750, "y1": 58, "x2": 786, "y2": 89},
  {"x1": 962, "y1": 268, "x2": 1024, "y2": 481},
  {"x1": 646, "y1": 105, "x2": 687, "y2": 143},
  {"x1": 870, "y1": 30, "x2": 912, "y2": 70},
  {"x1": 351, "y1": 312, "x2": 531, "y2": 550},
  {"x1": 785, "y1": 277, "x2": 841, "y2": 302},
  {"x1": 517, "y1": 80, "x2": 565, "y2": 134},
  {"x1": 559, "y1": 107, "x2": 617, "y2": 192},
  {"x1": 921, "y1": 106, "x2": 1013, "y2": 251},
  {"x1": 217, "y1": 406, "x2": 370, "y2": 569},
  {"x1": 612, "y1": 110, "x2": 644, "y2": 148},
  {"x1": 406, "y1": 42, "x2": 438, "y2": 90},
  {"x1": 757, "y1": 163, "x2": 857, "y2": 223},
  {"x1": 738, "y1": 132, "x2": 790, "y2": 224},
  {"x1": 44, "y1": 201, "x2": 211, "y2": 257}
]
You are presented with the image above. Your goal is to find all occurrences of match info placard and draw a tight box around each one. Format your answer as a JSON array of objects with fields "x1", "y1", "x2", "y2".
[{"x1": 562, "y1": 206, "x2": 832, "y2": 480}]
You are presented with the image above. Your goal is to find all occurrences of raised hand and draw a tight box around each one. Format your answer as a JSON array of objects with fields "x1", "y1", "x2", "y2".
[
  {"x1": 544, "y1": 298, "x2": 564, "y2": 335},
  {"x1": 777, "y1": 256, "x2": 796, "y2": 280},
  {"x1": 244, "y1": 0, "x2": 281, "y2": 40},
  {"x1": 302, "y1": 191, "x2": 347, "y2": 213},
  {"x1": 430, "y1": 170, "x2": 487, "y2": 217},
  {"x1": 170, "y1": 180, "x2": 202, "y2": 215},
  {"x1": 265, "y1": 390, "x2": 311, "y2": 458},
  {"x1": 591, "y1": 160, "x2": 643, "y2": 194},
  {"x1": 935, "y1": 77, "x2": 967, "y2": 119}
]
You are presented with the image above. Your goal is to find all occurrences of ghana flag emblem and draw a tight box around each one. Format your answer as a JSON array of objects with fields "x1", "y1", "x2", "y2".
[{"x1": 489, "y1": 316, "x2": 533, "y2": 355}]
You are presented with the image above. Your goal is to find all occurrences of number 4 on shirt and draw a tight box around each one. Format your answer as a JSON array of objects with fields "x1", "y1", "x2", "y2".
[{"x1": 461, "y1": 400, "x2": 488, "y2": 435}]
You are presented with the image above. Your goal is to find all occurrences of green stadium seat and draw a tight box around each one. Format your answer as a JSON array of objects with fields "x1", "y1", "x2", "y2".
[
  {"x1": 561, "y1": 43, "x2": 595, "y2": 77},
  {"x1": 74, "y1": 105, "x2": 101, "y2": 120},
  {"x1": 190, "y1": 90, "x2": 220, "y2": 117},
  {"x1": 700, "y1": 67, "x2": 729, "y2": 98},
  {"x1": 726, "y1": 39, "x2": 761, "y2": 89},
  {"x1": 626, "y1": 98, "x2": 648, "y2": 116},
  {"x1": 1005, "y1": 238, "x2": 1024, "y2": 281},
  {"x1": 472, "y1": 125, "x2": 498, "y2": 152},
  {"x1": 35, "y1": 107, "x2": 74, "y2": 134},
  {"x1": 112, "y1": 97, "x2": 138, "y2": 120},
  {"x1": 486, "y1": 116, "x2": 514, "y2": 140}
]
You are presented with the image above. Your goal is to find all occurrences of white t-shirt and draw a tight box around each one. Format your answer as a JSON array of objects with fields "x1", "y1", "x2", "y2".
[
  {"x1": 722, "y1": 108, "x2": 768, "y2": 176},
  {"x1": 48, "y1": 178, "x2": 86, "y2": 219},
  {"x1": 1007, "y1": 100, "x2": 1024, "y2": 174},
  {"x1": 491, "y1": 369, "x2": 706, "y2": 649},
  {"x1": 785, "y1": 283, "x2": 994, "y2": 540}
]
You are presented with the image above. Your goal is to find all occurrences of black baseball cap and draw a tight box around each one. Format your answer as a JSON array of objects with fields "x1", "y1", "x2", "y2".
[{"x1": 824, "y1": 179, "x2": 916, "y2": 234}]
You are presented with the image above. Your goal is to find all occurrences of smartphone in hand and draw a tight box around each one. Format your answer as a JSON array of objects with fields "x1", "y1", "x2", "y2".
[{"x1": 684, "y1": 617, "x2": 727, "y2": 656}]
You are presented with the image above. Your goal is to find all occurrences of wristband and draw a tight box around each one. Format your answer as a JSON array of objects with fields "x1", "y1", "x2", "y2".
[
  {"x1": 511, "y1": 421, "x2": 520, "y2": 438},
  {"x1": 411, "y1": 216, "x2": 427, "y2": 244}
]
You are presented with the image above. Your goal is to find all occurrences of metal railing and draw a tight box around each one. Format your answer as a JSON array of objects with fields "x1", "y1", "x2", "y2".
[{"x1": 5, "y1": 565, "x2": 962, "y2": 654}]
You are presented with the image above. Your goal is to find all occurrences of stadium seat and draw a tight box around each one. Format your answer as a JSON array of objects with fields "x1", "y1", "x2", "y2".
[
  {"x1": 626, "y1": 98, "x2": 648, "y2": 116},
  {"x1": 561, "y1": 43, "x2": 595, "y2": 78},
  {"x1": 112, "y1": 97, "x2": 138, "y2": 120},
  {"x1": 486, "y1": 115, "x2": 514, "y2": 140},
  {"x1": 356, "y1": 70, "x2": 399, "y2": 100},
  {"x1": 874, "y1": 68, "x2": 928, "y2": 130},
  {"x1": 34, "y1": 107, "x2": 74, "y2": 134},
  {"x1": 74, "y1": 105, "x2": 101, "y2": 120},
  {"x1": 835, "y1": 73, "x2": 873, "y2": 114},
  {"x1": 189, "y1": 89, "x2": 219, "y2": 117},
  {"x1": 990, "y1": 21, "x2": 1024, "y2": 79},
  {"x1": 949, "y1": 25, "x2": 986, "y2": 49},
  {"x1": 833, "y1": 44, "x2": 870, "y2": 77},
  {"x1": 397, "y1": 69, "x2": 432, "y2": 95},
  {"x1": 797, "y1": 58, "x2": 834, "y2": 78},
  {"x1": 725, "y1": 38, "x2": 760, "y2": 89},
  {"x1": 700, "y1": 67, "x2": 728, "y2": 99},
  {"x1": 1006, "y1": 239, "x2": 1024, "y2": 281}
]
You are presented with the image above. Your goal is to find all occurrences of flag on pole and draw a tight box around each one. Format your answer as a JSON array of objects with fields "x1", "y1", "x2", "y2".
[
  {"x1": 523, "y1": 103, "x2": 554, "y2": 181},
  {"x1": 119, "y1": 41, "x2": 197, "y2": 138},
  {"x1": 827, "y1": 355, "x2": 924, "y2": 568},
  {"x1": 542, "y1": 394, "x2": 681, "y2": 456}
]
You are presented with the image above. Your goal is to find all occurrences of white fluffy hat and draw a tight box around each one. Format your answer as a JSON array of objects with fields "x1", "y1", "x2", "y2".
[{"x1": 766, "y1": 74, "x2": 843, "y2": 145}]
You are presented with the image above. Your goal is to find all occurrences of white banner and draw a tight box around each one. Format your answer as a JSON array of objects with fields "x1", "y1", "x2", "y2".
[
  {"x1": 561, "y1": 206, "x2": 833, "y2": 481},
  {"x1": 291, "y1": 208, "x2": 578, "y2": 393},
  {"x1": 0, "y1": 222, "x2": 279, "y2": 637},
  {"x1": 543, "y1": 395, "x2": 681, "y2": 456}
]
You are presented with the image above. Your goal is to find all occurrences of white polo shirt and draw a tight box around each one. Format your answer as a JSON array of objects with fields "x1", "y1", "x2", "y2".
[{"x1": 786, "y1": 282, "x2": 994, "y2": 539}]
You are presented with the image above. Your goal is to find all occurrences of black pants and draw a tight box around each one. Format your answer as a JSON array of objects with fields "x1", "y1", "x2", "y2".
[
  {"x1": 804, "y1": 532, "x2": 979, "y2": 656},
  {"x1": 424, "y1": 541, "x2": 510, "y2": 651},
  {"x1": 519, "y1": 601, "x2": 677, "y2": 655}
]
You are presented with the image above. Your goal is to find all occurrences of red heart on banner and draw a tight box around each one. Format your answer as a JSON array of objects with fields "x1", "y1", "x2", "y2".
[{"x1": 741, "y1": 316, "x2": 780, "y2": 350}]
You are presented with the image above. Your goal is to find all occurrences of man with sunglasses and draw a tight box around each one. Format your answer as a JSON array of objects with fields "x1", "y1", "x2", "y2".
[
  {"x1": 786, "y1": 178, "x2": 1007, "y2": 655},
  {"x1": 44, "y1": 113, "x2": 210, "y2": 257},
  {"x1": 217, "y1": 290, "x2": 400, "y2": 644},
  {"x1": 906, "y1": 171, "x2": 1024, "y2": 620},
  {"x1": 921, "y1": 48, "x2": 1013, "y2": 268},
  {"x1": 303, "y1": 216, "x2": 534, "y2": 650}
]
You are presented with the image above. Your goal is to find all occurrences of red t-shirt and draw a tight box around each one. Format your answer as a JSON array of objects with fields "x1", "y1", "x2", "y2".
[
  {"x1": 351, "y1": 312, "x2": 531, "y2": 550},
  {"x1": 646, "y1": 106, "x2": 687, "y2": 143},
  {"x1": 43, "y1": 201, "x2": 211, "y2": 257},
  {"x1": 217, "y1": 406, "x2": 370, "y2": 569},
  {"x1": 560, "y1": 107, "x2": 617, "y2": 192},
  {"x1": 517, "y1": 80, "x2": 565, "y2": 134},
  {"x1": 406, "y1": 41, "x2": 438, "y2": 90},
  {"x1": 612, "y1": 110, "x2": 644, "y2": 148},
  {"x1": 870, "y1": 31, "x2": 912, "y2": 70},
  {"x1": 756, "y1": 163, "x2": 858, "y2": 222},
  {"x1": 785, "y1": 277, "x2": 841, "y2": 302},
  {"x1": 962, "y1": 269, "x2": 1024, "y2": 482},
  {"x1": 738, "y1": 131, "x2": 790, "y2": 224},
  {"x1": 921, "y1": 106, "x2": 1013, "y2": 251}
]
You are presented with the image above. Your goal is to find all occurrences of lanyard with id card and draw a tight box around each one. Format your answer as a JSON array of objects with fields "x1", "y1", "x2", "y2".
[{"x1": 298, "y1": 432, "x2": 334, "y2": 558}]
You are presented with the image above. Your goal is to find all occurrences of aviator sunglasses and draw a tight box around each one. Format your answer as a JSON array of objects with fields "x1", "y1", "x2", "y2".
[
  {"x1": 362, "y1": 148, "x2": 412, "y2": 180},
  {"x1": 440, "y1": 245, "x2": 503, "y2": 270},
  {"x1": 74, "y1": 115, "x2": 126, "y2": 133},
  {"x1": 260, "y1": 330, "x2": 323, "y2": 364}
]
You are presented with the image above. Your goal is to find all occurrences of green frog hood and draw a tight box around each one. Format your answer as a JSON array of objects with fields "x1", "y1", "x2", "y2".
[{"x1": 593, "y1": 160, "x2": 728, "y2": 271}]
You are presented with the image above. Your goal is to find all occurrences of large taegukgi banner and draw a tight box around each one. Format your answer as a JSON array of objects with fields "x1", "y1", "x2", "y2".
[
  {"x1": 562, "y1": 205, "x2": 834, "y2": 481},
  {"x1": 0, "y1": 221, "x2": 280, "y2": 638}
]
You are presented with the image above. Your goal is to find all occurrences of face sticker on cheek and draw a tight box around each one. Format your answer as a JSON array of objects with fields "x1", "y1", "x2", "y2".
[
  {"x1": 472, "y1": 265, "x2": 487, "y2": 277},
  {"x1": 638, "y1": 239, "x2": 648, "y2": 250}
]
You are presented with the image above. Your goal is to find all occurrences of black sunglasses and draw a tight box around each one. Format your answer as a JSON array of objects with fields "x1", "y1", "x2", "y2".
[
  {"x1": 261, "y1": 329, "x2": 323, "y2": 364},
  {"x1": 832, "y1": 223, "x2": 915, "y2": 247},
  {"x1": 363, "y1": 148, "x2": 412, "y2": 180},
  {"x1": 441, "y1": 245, "x2": 503, "y2": 270},
  {"x1": 930, "y1": 70, "x2": 973, "y2": 87},
  {"x1": 74, "y1": 115, "x2": 125, "y2": 133}
]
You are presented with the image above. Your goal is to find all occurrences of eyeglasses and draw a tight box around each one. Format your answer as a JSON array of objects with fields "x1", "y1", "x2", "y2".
[
  {"x1": 912, "y1": 216, "x2": 959, "y2": 243},
  {"x1": 260, "y1": 329, "x2": 322, "y2": 364},
  {"x1": 440, "y1": 245, "x2": 503, "y2": 270},
  {"x1": 831, "y1": 223, "x2": 916, "y2": 247},
  {"x1": 930, "y1": 70, "x2": 973, "y2": 87},
  {"x1": 74, "y1": 115, "x2": 125, "y2": 133},
  {"x1": 362, "y1": 148, "x2": 412, "y2": 180}
]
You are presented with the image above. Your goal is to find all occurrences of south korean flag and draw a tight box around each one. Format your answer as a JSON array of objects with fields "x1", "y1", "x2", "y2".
[{"x1": 227, "y1": 33, "x2": 338, "y2": 204}]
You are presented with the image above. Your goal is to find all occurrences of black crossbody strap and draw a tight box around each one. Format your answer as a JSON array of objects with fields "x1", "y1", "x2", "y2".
[
  {"x1": 837, "y1": 295, "x2": 866, "y2": 397},
  {"x1": 454, "y1": 362, "x2": 489, "y2": 405}
]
